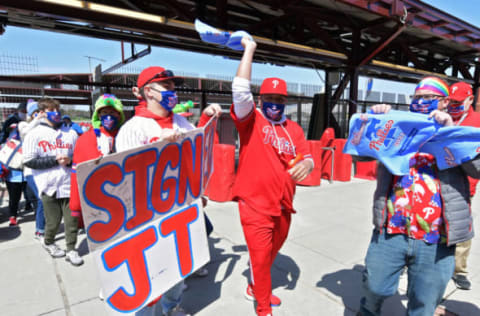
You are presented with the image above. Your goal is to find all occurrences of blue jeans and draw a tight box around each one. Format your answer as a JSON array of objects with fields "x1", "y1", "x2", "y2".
[
  {"x1": 359, "y1": 228, "x2": 455, "y2": 316},
  {"x1": 26, "y1": 175, "x2": 44, "y2": 233},
  {"x1": 135, "y1": 280, "x2": 184, "y2": 316}
]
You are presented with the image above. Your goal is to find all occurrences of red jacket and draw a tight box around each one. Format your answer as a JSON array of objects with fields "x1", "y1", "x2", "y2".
[
  {"x1": 70, "y1": 128, "x2": 117, "y2": 217},
  {"x1": 231, "y1": 106, "x2": 311, "y2": 216},
  {"x1": 456, "y1": 107, "x2": 480, "y2": 196}
]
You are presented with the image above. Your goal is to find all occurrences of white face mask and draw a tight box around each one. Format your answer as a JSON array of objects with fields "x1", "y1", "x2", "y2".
[{"x1": 18, "y1": 112, "x2": 26, "y2": 121}]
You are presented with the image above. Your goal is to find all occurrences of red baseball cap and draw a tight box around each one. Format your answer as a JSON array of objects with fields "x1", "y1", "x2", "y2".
[
  {"x1": 449, "y1": 82, "x2": 473, "y2": 102},
  {"x1": 137, "y1": 66, "x2": 184, "y2": 88},
  {"x1": 259, "y1": 77, "x2": 288, "y2": 96}
]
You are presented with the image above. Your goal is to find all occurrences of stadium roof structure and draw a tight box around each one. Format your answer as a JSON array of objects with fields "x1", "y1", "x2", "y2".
[{"x1": 2, "y1": 0, "x2": 480, "y2": 132}]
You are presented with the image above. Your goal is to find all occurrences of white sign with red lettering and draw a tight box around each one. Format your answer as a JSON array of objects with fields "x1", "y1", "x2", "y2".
[{"x1": 76, "y1": 117, "x2": 217, "y2": 314}]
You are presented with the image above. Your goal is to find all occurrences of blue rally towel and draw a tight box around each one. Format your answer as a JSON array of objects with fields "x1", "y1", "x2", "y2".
[
  {"x1": 343, "y1": 110, "x2": 441, "y2": 175},
  {"x1": 421, "y1": 126, "x2": 480, "y2": 170},
  {"x1": 195, "y1": 19, "x2": 253, "y2": 51}
]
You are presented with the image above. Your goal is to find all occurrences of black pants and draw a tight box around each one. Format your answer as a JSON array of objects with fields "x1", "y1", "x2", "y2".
[
  {"x1": 23, "y1": 180, "x2": 36, "y2": 211},
  {"x1": 6, "y1": 181, "x2": 26, "y2": 218}
]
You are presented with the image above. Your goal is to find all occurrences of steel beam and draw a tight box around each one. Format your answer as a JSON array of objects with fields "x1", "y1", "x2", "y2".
[
  {"x1": 358, "y1": 23, "x2": 406, "y2": 66},
  {"x1": 303, "y1": 18, "x2": 347, "y2": 54},
  {"x1": 216, "y1": 0, "x2": 228, "y2": 29},
  {"x1": 473, "y1": 63, "x2": 480, "y2": 110},
  {"x1": 458, "y1": 63, "x2": 474, "y2": 81}
]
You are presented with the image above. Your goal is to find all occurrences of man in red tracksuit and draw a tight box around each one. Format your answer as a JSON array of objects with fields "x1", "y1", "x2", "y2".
[
  {"x1": 448, "y1": 81, "x2": 480, "y2": 291},
  {"x1": 231, "y1": 36, "x2": 314, "y2": 316}
]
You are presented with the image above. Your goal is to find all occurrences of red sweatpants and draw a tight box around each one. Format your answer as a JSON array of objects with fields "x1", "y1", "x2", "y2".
[{"x1": 239, "y1": 200, "x2": 292, "y2": 316}]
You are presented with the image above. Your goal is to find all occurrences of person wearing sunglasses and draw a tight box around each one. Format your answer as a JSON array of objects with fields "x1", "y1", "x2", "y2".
[
  {"x1": 358, "y1": 76, "x2": 480, "y2": 316},
  {"x1": 116, "y1": 66, "x2": 221, "y2": 316},
  {"x1": 447, "y1": 81, "x2": 480, "y2": 291}
]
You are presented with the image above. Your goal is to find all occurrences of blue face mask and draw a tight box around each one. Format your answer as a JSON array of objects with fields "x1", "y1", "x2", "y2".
[
  {"x1": 409, "y1": 98, "x2": 438, "y2": 114},
  {"x1": 262, "y1": 101, "x2": 285, "y2": 121},
  {"x1": 100, "y1": 115, "x2": 119, "y2": 131},
  {"x1": 447, "y1": 103, "x2": 465, "y2": 120},
  {"x1": 159, "y1": 91, "x2": 178, "y2": 112},
  {"x1": 46, "y1": 111, "x2": 62, "y2": 125}
]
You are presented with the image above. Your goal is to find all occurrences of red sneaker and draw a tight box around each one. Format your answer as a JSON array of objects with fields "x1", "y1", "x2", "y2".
[
  {"x1": 9, "y1": 217, "x2": 17, "y2": 226},
  {"x1": 244, "y1": 284, "x2": 281, "y2": 306}
]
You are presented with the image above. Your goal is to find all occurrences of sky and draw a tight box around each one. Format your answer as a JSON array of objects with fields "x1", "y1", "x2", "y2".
[{"x1": 0, "y1": 0, "x2": 477, "y2": 97}]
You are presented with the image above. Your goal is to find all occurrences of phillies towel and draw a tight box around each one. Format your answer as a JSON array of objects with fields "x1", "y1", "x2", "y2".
[
  {"x1": 421, "y1": 126, "x2": 480, "y2": 170},
  {"x1": 195, "y1": 19, "x2": 253, "y2": 51},
  {"x1": 343, "y1": 110, "x2": 441, "y2": 175}
]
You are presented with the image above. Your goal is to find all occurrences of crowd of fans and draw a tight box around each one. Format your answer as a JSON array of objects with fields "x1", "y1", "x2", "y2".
[{"x1": 0, "y1": 37, "x2": 478, "y2": 316}]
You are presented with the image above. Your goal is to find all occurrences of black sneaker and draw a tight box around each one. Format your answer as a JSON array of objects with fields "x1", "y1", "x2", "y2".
[{"x1": 452, "y1": 274, "x2": 471, "y2": 290}]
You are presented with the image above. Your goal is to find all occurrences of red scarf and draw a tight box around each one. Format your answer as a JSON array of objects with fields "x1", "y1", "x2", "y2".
[
  {"x1": 99, "y1": 126, "x2": 118, "y2": 137},
  {"x1": 135, "y1": 100, "x2": 173, "y2": 129}
]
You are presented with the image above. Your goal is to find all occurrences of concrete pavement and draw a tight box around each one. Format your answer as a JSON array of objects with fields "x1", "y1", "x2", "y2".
[{"x1": 0, "y1": 178, "x2": 479, "y2": 316}]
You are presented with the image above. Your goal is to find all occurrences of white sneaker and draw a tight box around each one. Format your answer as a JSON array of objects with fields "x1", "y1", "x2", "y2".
[
  {"x1": 43, "y1": 242, "x2": 66, "y2": 258},
  {"x1": 66, "y1": 250, "x2": 84, "y2": 266},
  {"x1": 164, "y1": 305, "x2": 190, "y2": 316}
]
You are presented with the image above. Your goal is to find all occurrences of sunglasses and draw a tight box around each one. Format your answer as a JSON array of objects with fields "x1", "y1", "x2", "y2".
[
  {"x1": 142, "y1": 70, "x2": 175, "y2": 88},
  {"x1": 410, "y1": 94, "x2": 444, "y2": 101}
]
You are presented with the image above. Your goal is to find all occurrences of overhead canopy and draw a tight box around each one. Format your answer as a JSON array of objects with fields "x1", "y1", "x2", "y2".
[{"x1": 1, "y1": 0, "x2": 480, "y2": 84}]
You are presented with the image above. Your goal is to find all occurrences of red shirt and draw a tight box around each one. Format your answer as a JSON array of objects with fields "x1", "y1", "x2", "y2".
[
  {"x1": 70, "y1": 127, "x2": 117, "y2": 216},
  {"x1": 455, "y1": 107, "x2": 480, "y2": 196},
  {"x1": 231, "y1": 106, "x2": 311, "y2": 216},
  {"x1": 386, "y1": 153, "x2": 445, "y2": 244}
]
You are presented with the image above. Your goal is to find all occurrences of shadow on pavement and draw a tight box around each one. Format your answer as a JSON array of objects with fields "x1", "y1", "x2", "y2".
[
  {"x1": 183, "y1": 236, "x2": 242, "y2": 314},
  {"x1": 0, "y1": 225, "x2": 21, "y2": 242},
  {"x1": 271, "y1": 252, "x2": 300, "y2": 291},
  {"x1": 316, "y1": 264, "x2": 406, "y2": 315},
  {"x1": 239, "y1": 252, "x2": 300, "y2": 291},
  {"x1": 441, "y1": 299, "x2": 480, "y2": 316}
]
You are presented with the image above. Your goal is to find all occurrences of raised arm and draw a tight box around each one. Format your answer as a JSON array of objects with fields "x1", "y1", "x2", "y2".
[{"x1": 232, "y1": 37, "x2": 257, "y2": 119}]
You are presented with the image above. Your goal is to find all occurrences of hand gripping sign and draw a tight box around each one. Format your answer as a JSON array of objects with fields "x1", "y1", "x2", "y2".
[{"x1": 76, "y1": 117, "x2": 217, "y2": 314}]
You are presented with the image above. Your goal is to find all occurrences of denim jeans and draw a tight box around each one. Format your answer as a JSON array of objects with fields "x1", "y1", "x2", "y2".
[
  {"x1": 359, "y1": 228, "x2": 455, "y2": 316},
  {"x1": 135, "y1": 280, "x2": 185, "y2": 316},
  {"x1": 26, "y1": 175, "x2": 45, "y2": 233}
]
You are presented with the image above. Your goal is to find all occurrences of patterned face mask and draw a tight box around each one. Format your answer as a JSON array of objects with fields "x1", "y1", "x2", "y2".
[
  {"x1": 447, "y1": 102, "x2": 465, "y2": 120},
  {"x1": 158, "y1": 90, "x2": 178, "y2": 112},
  {"x1": 46, "y1": 111, "x2": 62, "y2": 126},
  {"x1": 409, "y1": 98, "x2": 438, "y2": 114},
  {"x1": 100, "y1": 115, "x2": 119, "y2": 131},
  {"x1": 262, "y1": 101, "x2": 285, "y2": 121}
]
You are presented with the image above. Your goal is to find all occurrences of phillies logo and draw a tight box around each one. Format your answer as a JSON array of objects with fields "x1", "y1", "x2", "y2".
[
  {"x1": 262, "y1": 125, "x2": 294, "y2": 155},
  {"x1": 451, "y1": 86, "x2": 458, "y2": 93},
  {"x1": 272, "y1": 80, "x2": 279, "y2": 88},
  {"x1": 103, "y1": 116, "x2": 115, "y2": 130},
  {"x1": 168, "y1": 95, "x2": 178, "y2": 109}
]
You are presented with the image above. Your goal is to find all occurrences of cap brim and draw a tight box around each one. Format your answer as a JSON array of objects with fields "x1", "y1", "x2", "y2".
[
  {"x1": 151, "y1": 76, "x2": 184, "y2": 86},
  {"x1": 450, "y1": 96, "x2": 467, "y2": 102}
]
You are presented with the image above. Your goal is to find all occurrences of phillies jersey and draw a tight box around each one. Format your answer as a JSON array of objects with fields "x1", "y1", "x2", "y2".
[
  {"x1": 231, "y1": 107, "x2": 311, "y2": 216},
  {"x1": 23, "y1": 123, "x2": 78, "y2": 198},
  {"x1": 116, "y1": 114, "x2": 195, "y2": 151}
]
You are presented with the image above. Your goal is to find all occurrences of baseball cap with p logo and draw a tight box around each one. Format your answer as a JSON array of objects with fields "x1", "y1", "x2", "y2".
[
  {"x1": 260, "y1": 77, "x2": 288, "y2": 96},
  {"x1": 449, "y1": 81, "x2": 473, "y2": 102},
  {"x1": 137, "y1": 66, "x2": 184, "y2": 89}
]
